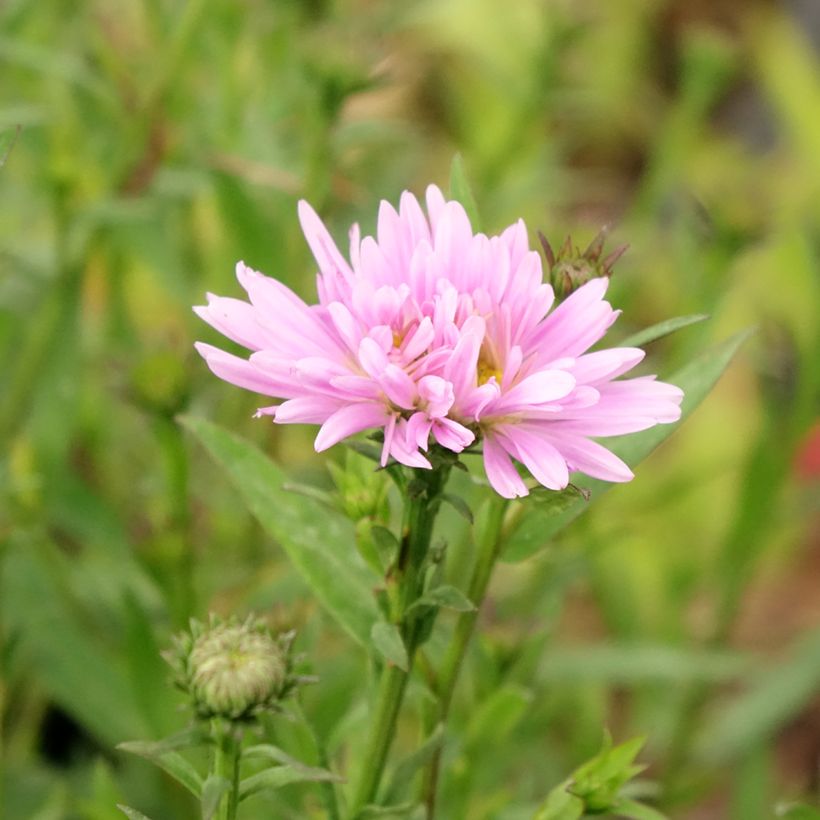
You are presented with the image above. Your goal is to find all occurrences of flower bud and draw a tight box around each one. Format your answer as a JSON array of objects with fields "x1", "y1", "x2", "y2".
[
  {"x1": 166, "y1": 615, "x2": 296, "y2": 721},
  {"x1": 539, "y1": 228, "x2": 628, "y2": 301}
]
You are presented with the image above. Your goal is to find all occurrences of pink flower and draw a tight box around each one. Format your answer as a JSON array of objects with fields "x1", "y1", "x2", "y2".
[{"x1": 195, "y1": 186, "x2": 683, "y2": 498}]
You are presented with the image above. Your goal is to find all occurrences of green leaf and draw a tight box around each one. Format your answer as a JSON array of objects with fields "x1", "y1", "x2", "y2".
[
  {"x1": 612, "y1": 799, "x2": 669, "y2": 820},
  {"x1": 464, "y1": 686, "x2": 532, "y2": 751},
  {"x1": 503, "y1": 329, "x2": 751, "y2": 561},
  {"x1": 0, "y1": 542, "x2": 148, "y2": 746},
  {"x1": 180, "y1": 416, "x2": 380, "y2": 648},
  {"x1": 533, "y1": 783, "x2": 584, "y2": 820},
  {"x1": 238, "y1": 764, "x2": 341, "y2": 802},
  {"x1": 537, "y1": 644, "x2": 749, "y2": 685},
  {"x1": 370, "y1": 525, "x2": 400, "y2": 554},
  {"x1": 0, "y1": 124, "x2": 19, "y2": 170},
  {"x1": 412, "y1": 585, "x2": 475, "y2": 613},
  {"x1": 620, "y1": 313, "x2": 708, "y2": 347},
  {"x1": 696, "y1": 626, "x2": 820, "y2": 763},
  {"x1": 777, "y1": 804, "x2": 820, "y2": 820},
  {"x1": 116, "y1": 746, "x2": 202, "y2": 797},
  {"x1": 359, "y1": 804, "x2": 424, "y2": 818},
  {"x1": 448, "y1": 153, "x2": 481, "y2": 231},
  {"x1": 117, "y1": 726, "x2": 211, "y2": 756},
  {"x1": 442, "y1": 492, "x2": 473, "y2": 523},
  {"x1": 504, "y1": 485, "x2": 589, "y2": 561},
  {"x1": 370, "y1": 622, "x2": 409, "y2": 671},
  {"x1": 383, "y1": 724, "x2": 445, "y2": 804},
  {"x1": 200, "y1": 776, "x2": 231, "y2": 820},
  {"x1": 117, "y1": 806, "x2": 156, "y2": 820}
]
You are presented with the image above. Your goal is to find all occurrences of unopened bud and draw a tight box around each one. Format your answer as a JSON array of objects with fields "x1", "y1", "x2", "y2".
[
  {"x1": 538, "y1": 228, "x2": 628, "y2": 300},
  {"x1": 166, "y1": 615, "x2": 297, "y2": 721}
]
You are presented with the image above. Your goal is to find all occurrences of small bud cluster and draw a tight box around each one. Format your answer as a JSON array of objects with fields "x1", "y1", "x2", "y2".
[
  {"x1": 538, "y1": 228, "x2": 628, "y2": 301},
  {"x1": 165, "y1": 614, "x2": 303, "y2": 721}
]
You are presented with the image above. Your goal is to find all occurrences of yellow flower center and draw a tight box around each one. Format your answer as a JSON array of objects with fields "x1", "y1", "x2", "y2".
[{"x1": 477, "y1": 353, "x2": 502, "y2": 386}]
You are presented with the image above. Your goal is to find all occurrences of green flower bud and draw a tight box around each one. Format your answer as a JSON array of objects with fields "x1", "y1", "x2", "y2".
[
  {"x1": 166, "y1": 615, "x2": 299, "y2": 722},
  {"x1": 538, "y1": 228, "x2": 628, "y2": 301}
]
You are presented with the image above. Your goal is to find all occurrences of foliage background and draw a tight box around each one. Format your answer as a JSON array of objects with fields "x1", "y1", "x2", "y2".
[{"x1": 1, "y1": 0, "x2": 820, "y2": 817}]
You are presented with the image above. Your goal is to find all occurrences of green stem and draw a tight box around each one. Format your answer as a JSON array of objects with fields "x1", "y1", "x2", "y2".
[
  {"x1": 349, "y1": 466, "x2": 451, "y2": 817},
  {"x1": 421, "y1": 494, "x2": 508, "y2": 818},
  {"x1": 213, "y1": 721, "x2": 240, "y2": 820}
]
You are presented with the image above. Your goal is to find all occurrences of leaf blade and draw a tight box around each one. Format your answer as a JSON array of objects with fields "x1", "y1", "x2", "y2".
[{"x1": 180, "y1": 416, "x2": 380, "y2": 648}]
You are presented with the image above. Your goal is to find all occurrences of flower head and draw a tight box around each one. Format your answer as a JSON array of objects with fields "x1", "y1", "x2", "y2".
[
  {"x1": 166, "y1": 615, "x2": 299, "y2": 721},
  {"x1": 195, "y1": 186, "x2": 683, "y2": 498}
]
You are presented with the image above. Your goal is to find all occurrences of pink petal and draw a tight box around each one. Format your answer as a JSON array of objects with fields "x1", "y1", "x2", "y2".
[
  {"x1": 195, "y1": 343, "x2": 286, "y2": 396},
  {"x1": 314, "y1": 403, "x2": 389, "y2": 452},
  {"x1": 495, "y1": 370, "x2": 576, "y2": 413},
  {"x1": 483, "y1": 435, "x2": 529, "y2": 498},
  {"x1": 432, "y1": 417, "x2": 474, "y2": 452},
  {"x1": 546, "y1": 434, "x2": 634, "y2": 482},
  {"x1": 298, "y1": 201, "x2": 354, "y2": 281},
  {"x1": 497, "y1": 425, "x2": 569, "y2": 490}
]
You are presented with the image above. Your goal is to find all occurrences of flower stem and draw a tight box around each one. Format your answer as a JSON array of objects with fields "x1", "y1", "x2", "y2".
[
  {"x1": 213, "y1": 720, "x2": 240, "y2": 820},
  {"x1": 349, "y1": 465, "x2": 451, "y2": 817},
  {"x1": 421, "y1": 494, "x2": 508, "y2": 818}
]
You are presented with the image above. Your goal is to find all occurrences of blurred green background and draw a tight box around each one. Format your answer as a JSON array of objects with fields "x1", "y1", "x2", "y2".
[{"x1": 2, "y1": 0, "x2": 820, "y2": 817}]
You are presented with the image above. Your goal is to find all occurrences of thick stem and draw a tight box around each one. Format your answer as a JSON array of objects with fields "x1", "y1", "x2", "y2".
[
  {"x1": 421, "y1": 495, "x2": 508, "y2": 818},
  {"x1": 349, "y1": 466, "x2": 451, "y2": 817},
  {"x1": 213, "y1": 721, "x2": 240, "y2": 820}
]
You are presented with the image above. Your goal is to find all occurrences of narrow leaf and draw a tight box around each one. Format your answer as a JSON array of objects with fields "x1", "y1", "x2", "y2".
[
  {"x1": 118, "y1": 807, "x2": 155, "y2": 820},
  {"x1": 449, "y1": 153, "x2": 481, "y2": 230},
  {"x1": 696, "y1": 626, "x2": 820, "y2": 763},
  {"x1": 359, "y1": 804, "x2": 423, "y2": 818},
  {"x1": 612, "y1": 799, "x2": 669, "y2": 820},
  {"x1": 371, "y1": 622, "x2": 409, "y2": 671},
  {"x1": 0, "y1": 124, "x2": 19, "y2": 170},
  {"x1": 200, "y1": 776, "x2": 231, "y2": 820},
  {"x1": 180, "y1": 416, "x2": 380, "y2": 648},
  {"x1": 503, "y1": 329, "x2": 751, "y2": 561},
  {"x1": 117, "y1": 726, "x2": 210, "y2": 757},
  {"x1": 442, "y1": 492, "x2": 473, "y2": 523},
  {"x1": 620, "y1": 314, "x2": 708, "y2": 347},
  {"x1": 370, "y1": 525, "x2": 400, "y2": 554},
  {"x1": 413, "y1": 585, "x2": 475, "y2": 613},
  {"x1": 383, "y1": 725, "x2": 445, "y2": 804},
  {"x1": 121, "y1": 748, "x2": 202, "y2": 797},
  {"x1": 239, "y1": 764, "x2": 341, "y2": 802}
]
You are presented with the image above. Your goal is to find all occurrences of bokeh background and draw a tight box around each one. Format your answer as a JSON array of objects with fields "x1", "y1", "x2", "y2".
[{"x1": 2, "y1": 0, "x2": 820, "y2": 817}]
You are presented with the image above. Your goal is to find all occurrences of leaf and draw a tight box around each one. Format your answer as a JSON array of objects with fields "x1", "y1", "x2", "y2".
[
  {"x1": 612, "y1": 799, "x2": 669, "y2": 820},
  {"x1": 777, "y1": 804, "x2": 820, "y2": 820},
  {"x1": 442, "y1": 492, "x2": 473, "y2": 523},
  {"x1": 180, "y1": 416, "x2": 380, "y2": 648},
  {"x1": 620, "y1": 314, "x2": 708, "y2": 347},
  {"x1": 117, "y1": 726, "x2": 211, "y2": 756},
  {"x1": 200, "y1": 776, "x2": 231, "y2": 820},
  {"x1": 537, "y1": 644, "x2": 749, "y2": 685},
  {"x1": 533, "y1": 784, "x2": 585, "y2": 820},
  {"x1": 449, "y1": 153, "x2": 481, "y2": 231},
  {"x1": 411, "y1": 585, "x2": 475, "y2": 613},
  {"x1": 0, "y1": 124, "x2": 20, "y2": 170},
  {"x1": 359, "y1": 804, "x2": 424, "y2": 818},
  {"x1": 117, "y1": 806, "x2": 156, "y2": 820},
  {"x1": 504, "y1": 485, "x2": 589, "y2": 561},
  {"x1": 371, "y1": 622, "x2": 409, "y2": 671},
  {"x1": 464, "y1": 686, "x2": 532, "y2": 751},
  {"x1": 239, "y1": 764, "x2": 341, "y2": 802},
  {"x1": 117, "y1": 744, "x2": 203, "y2": 797},
  {"x1": 696, "y1": 626, "x2": 820, "y2": 763},
  {"x1": 0, "y1": 542, "x2": 148, "y2": 746},
  {"x1": 370, "y1": 525, "x2": 400, "y2": 554},
  {"x1": 383, "y1": 724, "x2": 445, "y2": 804},
  {"x1": 503, "y1": 329, "x2": 751, "y2": 562}
]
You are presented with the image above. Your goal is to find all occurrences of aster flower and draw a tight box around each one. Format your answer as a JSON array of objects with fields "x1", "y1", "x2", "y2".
[{"x1": 195, "y1": 186, "x2": 683, "y2": 498}]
